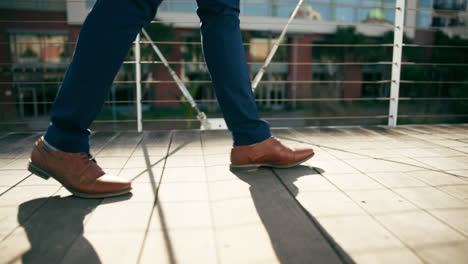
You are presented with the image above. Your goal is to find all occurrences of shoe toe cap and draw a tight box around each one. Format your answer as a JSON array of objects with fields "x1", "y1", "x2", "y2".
[
  {"x1": 95, "y1": 175, "x2": 132, "y2": 193},
  {"x1": 295, "y1": 148, "x2": 314, "y2": 161}
]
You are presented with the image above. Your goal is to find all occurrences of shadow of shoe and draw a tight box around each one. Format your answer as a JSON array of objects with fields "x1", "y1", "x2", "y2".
[{"x1": 17, "y1": 193, "x2": 132, "y2": 263}]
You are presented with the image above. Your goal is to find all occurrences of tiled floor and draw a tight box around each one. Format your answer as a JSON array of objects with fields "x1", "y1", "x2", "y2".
[{"x1": 1, "y1": 124, "x2": 468, "y2": 263}]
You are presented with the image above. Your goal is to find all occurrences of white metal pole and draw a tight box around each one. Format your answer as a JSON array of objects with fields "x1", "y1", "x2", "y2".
[
  {"x1": 292, "y1": 37, "x2": 298, "y2": 109},
  {"x1": 388, "y1": 0, "x2": 405, "y2": 127},
  {"x1": 251, "y1": 0, "x2": 304, "y2": 91},
  {"x1": 140, "y1": 29, "x2": 211, "y2": 130},
  {"x1": 135, "y1": 33, "x2": 143, "y2": 132}
]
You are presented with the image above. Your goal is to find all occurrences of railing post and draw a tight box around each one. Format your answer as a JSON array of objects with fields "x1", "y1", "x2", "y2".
[
  {"x1": 388, "y1": 0, "x2": 405, "y2": 127},
  {"x1": 135, "y1": 33, "x2": 143, "y2": 132}
]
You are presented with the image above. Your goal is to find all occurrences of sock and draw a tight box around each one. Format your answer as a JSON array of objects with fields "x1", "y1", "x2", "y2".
[
  {"x1": 43, "y1": 137, "x2": 62, "y2": 152},
  {"x1": 249, "y1": 136, "x2": 273, "y2": 146}
]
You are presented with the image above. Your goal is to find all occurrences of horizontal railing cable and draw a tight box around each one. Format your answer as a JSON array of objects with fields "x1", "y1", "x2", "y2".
[
  {"x1": 12, "y1": 0, "x2": 468, "y2": 12},
  {"x1": 3, "y1": 41, "x2": 468, "y2": 49},
  {"x1": 2, "y1": 19, "x2": 465, "y2": 31},
  {"x1": 406, "y1": 6, "x2": 468, "y2": 12},
  {"x1": 399, "y1": 114, "x2": 468, "y2": 118},
  {"x1": 399, "y1": 97, "x2": 468, "y2": 101},
  {"x1": 3, "y1": 114, "x2": 468, "y2": 125},
  {"x1": 0, "y1": 97, "x2": 392, "y2": 105},
  {"x1": 264, "y1": 115, "x2": 389, "y2": 120},
  {"x1": 0, "y1": 41, "x2": 395, "y2": 47},
  {"x1": 403, "y1": 44, "x2": 468, "y2": 49},
  {"x1": 0, "y1": 80, "x2": 392, "y2": 85},
  {"x1": 403, "y1": 25, "x2": 468, "y2": 31},
  {"x1": 400, "y1": 62, "x2": 468, "y2": 67},
  {"x1": 400, "y1": 80, "x2": 468, "y2": 84},
  {"x1": 3, "y1": 97, "x2": 468, "y2": 106},
  {"x1": 139, "y1": 41, "x2": 395, "y2": 47},
  {"x1": 149, "y1": 19, "x2": 396, "y2": 28},
  {"x1": 122, "y1": 61, "x2": 394, "y2": 65},
  {"x1": 6, "y1": 0, "x2": 398, "y2": 10},
  {"x1": 2, "y1": 61, "x2": 467, "y2": 67},
  {"x1": 0, "y1": 19, "x2": 396, "y2": 28},
  {"x1": 2, "y1": 80, "x2": 467, "y2": 85}
]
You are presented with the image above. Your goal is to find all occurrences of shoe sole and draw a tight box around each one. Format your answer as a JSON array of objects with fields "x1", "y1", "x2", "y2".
[
  {"x1": 27, "y1": 160, "x2": 132, "y2": 199},
  {"x1": 229, "y1": 152, "x2": 315, "y2": 172}
]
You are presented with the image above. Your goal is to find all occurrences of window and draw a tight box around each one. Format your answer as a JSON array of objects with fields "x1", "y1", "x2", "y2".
[
  {"x1": 158, "y1": 1, "x2": 197, "y2": 12},
  {"x1": 36, "y1": 0, "x2": 48, "y2": 8},
  {"x1": 417, "y1": 11, "x2": 432, "y2": 26},
  {"x1": 275, "y1": 0, "x2": 293, "y2": 18},
  {"x1": 421, "y1": 0, "x2": 432, "y2": 8},
  {"x1": 432, "y1": 16, "x2": 446, "y2": 26},
  {"x1": 244, "y1": 0, "x2": 270, "y2": 17},
  {"x1": 433, "y1": 0, "x2": 467, "y2": 10},
  {"x1": 9, "y1": 33, "x2": 69, "y2": 64},
  {"x1": 335, "y1": 0, "x2": 359, "y2": 23},
  {"x1": 0, "y1": 0, "x2": 16, "y2": 8},
  {"x1": 418, "y1": 0, "x2": 433, "y2": 27},
  {"x1": 249, "y1": 35, "x2": 288, "y2": 62}
]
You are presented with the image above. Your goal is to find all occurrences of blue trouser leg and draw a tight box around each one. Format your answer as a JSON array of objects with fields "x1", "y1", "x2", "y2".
[
  {"x1": 45, "y1": 0, "x2": 163, "y2": 152},
  {"x1": 46, "y1": 0, "x2": 271, "y2": 153},
  {"x1": 196, "y1": 0, "x2": 271, "y2": 146}
]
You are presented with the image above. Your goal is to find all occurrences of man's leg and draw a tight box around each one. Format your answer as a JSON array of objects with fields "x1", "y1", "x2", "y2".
[
  {"x1": 195, "y1": 0, "x2": 314, "y2": 170},
  {"x1": 196, "y1": 0, "x2": 271, "y2": 146},
  {"x1": 45, "y1": 0, "x2": 163, "y2": 153},
  {"x1": 29, "y1": 0, "x2": 163, "y2": 198}
]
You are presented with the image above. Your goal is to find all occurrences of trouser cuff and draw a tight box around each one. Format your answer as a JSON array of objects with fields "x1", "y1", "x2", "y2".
[{"x1": 44, "y1": 124, "x2": 91, "y2": 153}]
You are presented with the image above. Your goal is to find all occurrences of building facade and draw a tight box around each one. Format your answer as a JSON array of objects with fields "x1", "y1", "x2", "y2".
[{"x1": 1, "y1": 0, "x2": 467, "y2": 129}]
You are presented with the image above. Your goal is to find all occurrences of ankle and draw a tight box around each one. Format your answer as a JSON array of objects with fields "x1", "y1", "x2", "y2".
[{"x1": 42, "y1": 137, "x2": 62, "y2": 152}]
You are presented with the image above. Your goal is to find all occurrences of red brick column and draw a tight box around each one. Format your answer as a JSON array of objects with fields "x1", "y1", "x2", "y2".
[
  {"x1": 288, "y1": 35, "x2": 314, "y2": 104},
  {"x1": 153, "y1": 29, "x2": 185, "y2": 108},
  {"x1": 343, "y1": 64, "x2": 362, "y2": 98}
]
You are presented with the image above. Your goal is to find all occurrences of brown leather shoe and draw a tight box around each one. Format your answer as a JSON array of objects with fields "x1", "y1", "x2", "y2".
[
  {"x1": 230, "y1": 137, "x2": 314, "y2": 171},
  {"x1": 28, "y1": 137, "x2": 132, "y2": 198}
]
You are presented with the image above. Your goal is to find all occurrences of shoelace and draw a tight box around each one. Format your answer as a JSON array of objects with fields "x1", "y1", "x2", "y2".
[{"x1": 80, "y1": 152, "x2": 96, "y2": 163}]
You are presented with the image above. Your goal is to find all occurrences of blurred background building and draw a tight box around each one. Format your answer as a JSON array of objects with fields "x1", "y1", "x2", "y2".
[{"x1": 0, "y1": 0, "x2": 467, "y2": 131}]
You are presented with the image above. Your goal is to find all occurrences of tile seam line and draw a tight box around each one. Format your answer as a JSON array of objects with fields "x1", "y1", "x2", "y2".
[
  {"x1": 279, "y1": 128, "x2": 468, "y2": 182},
  {"x1": 270, "y1": 167, "x2": 352, "y2": 264},
  {"x1": 339, "y1": 154, "x2": 468, "y2": 240},
  {"x1": 1, "y1": 132, "x2": 120, "y2": 246},
  {"x1": 135, "y1": 131, "x2": 175, "y2": 264},
  {"x1": 0, "y1": 186, "x2": 63, "y2": 244},
  {"x1": 0, "y1": 132, "x2": 42, "y2": 170},
  {"x1": 289, "y1": 127, "x2": 429, "y2": 264},
  {"x1": 56, "y1": 131, "x2": 132, "y2": 264},
  {"x1": 356, "y1": 128, "x2": 468, "y2": 202},
  {"x1": 304, "y1": 126, "x2": 468, "y2": 258},
  {"x1": 0, "y1": 173, "x2": 33, "y2": 197},
  {"x1": 385, "y1": 127, "x2": 468, "y2": 156},
  {"x1": 200, "y1": 131, "x2": 222, "y2": 264}
]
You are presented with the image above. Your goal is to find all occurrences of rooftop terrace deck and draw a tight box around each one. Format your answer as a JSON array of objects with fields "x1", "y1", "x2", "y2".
[{"x1": 1, "y1": 125, "x2": 468, "y2": 264}]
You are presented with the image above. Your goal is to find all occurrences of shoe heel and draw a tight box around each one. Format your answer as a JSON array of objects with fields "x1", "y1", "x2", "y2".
[{"x1": 28, "y1": 162, "x2": 50, "y2": 180}]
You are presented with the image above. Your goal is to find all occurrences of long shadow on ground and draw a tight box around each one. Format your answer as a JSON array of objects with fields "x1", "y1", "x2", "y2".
[
  {"x1": 17, "y1": 194, "x2": 131, "y2": 264},
  {"x1": 233, "y1": 165, "x2": 355, "y2": 264}
]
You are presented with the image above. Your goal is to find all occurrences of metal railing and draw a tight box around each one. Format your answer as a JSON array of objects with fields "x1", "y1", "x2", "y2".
[
  {"x1": 388, "y1": 0, "x2": 404, "y2": 126},
  {"x1": 0, "y1": 0, "x2": 467, "y2": 130}
]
